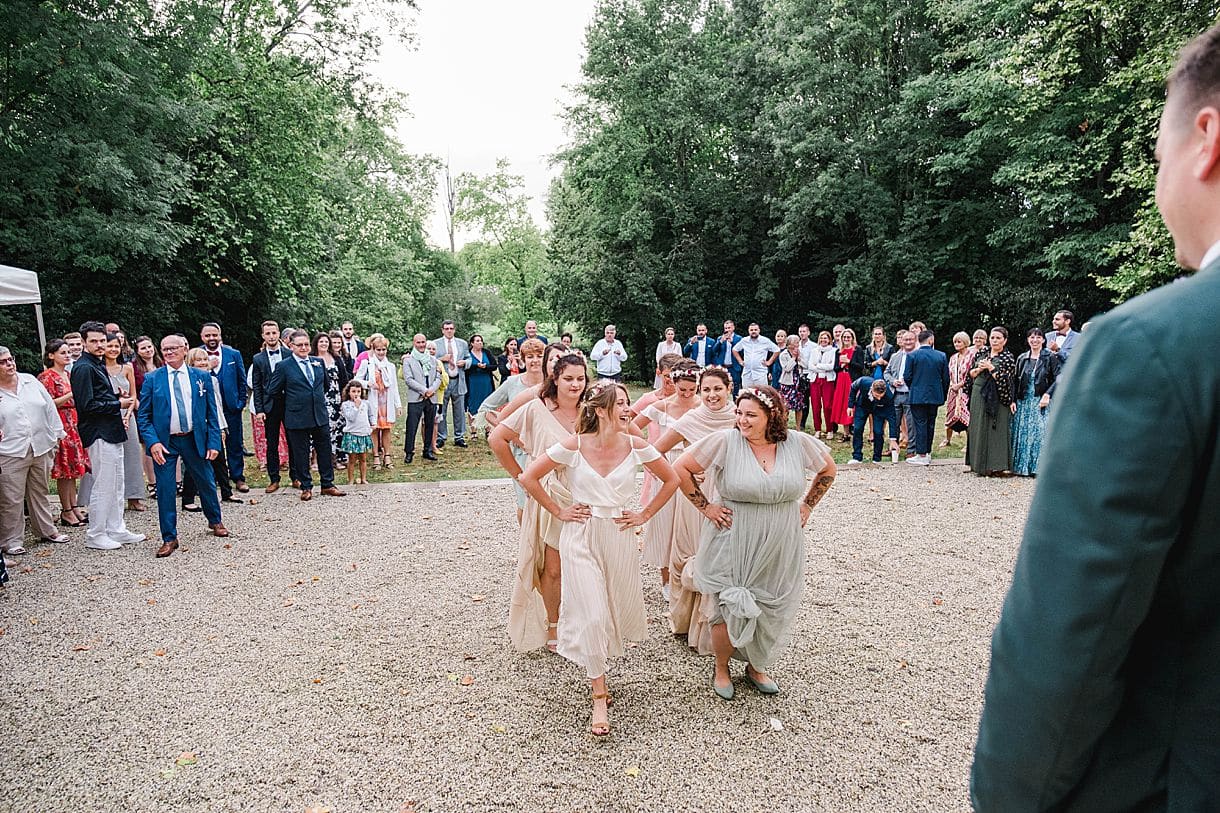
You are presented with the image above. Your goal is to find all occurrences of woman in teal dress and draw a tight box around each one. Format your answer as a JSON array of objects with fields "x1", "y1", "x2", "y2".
[
  {"x1": 463, "y1": 334, "x2": 496, "y2": 417},
  {"x1": 1011, "y1": 328, "x2": 1061, "y2": 476},
  {"x1": 673, "y1": 385, "x2": 837, "y2": 700}
]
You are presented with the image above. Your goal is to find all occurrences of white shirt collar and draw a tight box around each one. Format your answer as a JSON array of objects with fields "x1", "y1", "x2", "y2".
[{"x1": 1200, "y1": 239, "x2": 1220, "y2": 271}]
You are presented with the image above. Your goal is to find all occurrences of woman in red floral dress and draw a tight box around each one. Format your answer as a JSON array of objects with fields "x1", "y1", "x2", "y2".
[{"x1": 37, "y1": 340, "x2": 89, "y2": 526}]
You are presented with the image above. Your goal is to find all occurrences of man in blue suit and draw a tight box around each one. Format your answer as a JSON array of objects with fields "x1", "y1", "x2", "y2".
[
  {"x1": 903, "y1": 329, "x2": 949, "y2": 466},
  {"x1": 137, "y1": 333, "x2": 229, "y2": 558},
  {"x1": 267, "y1": 330, "x2": 347, "y2": 501},
  {"x1": 683, "y1": 323, "x2": 716, "y2": 367},
  {"x1": 198, "y1": 322, "x2": 249, "y2": 492},
  {"x1": 712, "y1": 319, "x2": 743, "y2": 391}
]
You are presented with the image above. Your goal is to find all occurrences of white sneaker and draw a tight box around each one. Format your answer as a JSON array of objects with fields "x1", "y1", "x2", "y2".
[
  {"x1": 85, "y1": 537, "x2": 122, "y2": 551},
  {"x1": 847, "y1": 459, "x2": 861, "y2": 465},
  {"x1": 111, "y1": 531, "x2": 146, "y2": 545},
  {"x1": 909, "y1": 455, "x2": 931, "y2": 466}
]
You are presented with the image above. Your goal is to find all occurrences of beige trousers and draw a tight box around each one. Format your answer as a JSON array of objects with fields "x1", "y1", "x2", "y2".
[{"x1": 0, "y1": 447, "x2": 57, "y2": 551}]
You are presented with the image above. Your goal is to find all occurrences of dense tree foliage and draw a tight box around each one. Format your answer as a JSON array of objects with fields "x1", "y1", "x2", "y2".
[
  {"x1": 551, "y1": 0, "x2": 1219, "y2": 377},
  {"x1": 0, "y1": 0, "x2": 452, "y2": 360}
]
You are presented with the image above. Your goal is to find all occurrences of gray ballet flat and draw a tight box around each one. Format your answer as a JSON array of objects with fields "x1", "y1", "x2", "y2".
[
  {"x1": 712, "y1": 669, "x2": 735, "y2": 701},
  {"x1": 745, "y1": 667, "x2": 780, "y2": 695}
]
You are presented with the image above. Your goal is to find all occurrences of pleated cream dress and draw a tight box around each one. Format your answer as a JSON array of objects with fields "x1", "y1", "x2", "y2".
[
  {"x1": 546, "y1": 437, "x2": 661, "y2": 679},
  {"x1": 689, "y1": 428, "x2": 832, "y2": 669},
  {"x1": 640, "y1": 401, "x2": 682, "y2": 568},
  {"x1": 501, "y1": 398, "x2": 573, "y2": 652},
  {"x1": 665, "y1": 404, "x2": 737, "y2": 646}
]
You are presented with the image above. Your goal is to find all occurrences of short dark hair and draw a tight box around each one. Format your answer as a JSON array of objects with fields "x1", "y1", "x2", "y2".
[
  {"x1": 1056, "y1": 309, "x2": 1074, "y2": 326},
  {"x1": 201, "y1": 321, "x2": 221, "y2": 332},
  {"x1": 442, "y1": 319, "x2": 456, "y2": 329},
  {"x1": 80, "y1": 320, "x2": 107, "y2": 339},
  {"x1": 561, "y1": 332, "x2": 573, "y2": 341},
  {"x1": 1168, "y1": 24, "x2": 1220, "y2": 124},
  {"x1": 261, "y1": 320, "x2": 279, "y2": 330},
  {"x1": 917, "y1": 329, "x2": 934, "y2": 343},
  {"x1": 991, "y1": 326, "x2": 1009, "y2": 339},
  {"x1": 1027, "y1": 327, "x2": 1045, "y2": 339},
  {"x1": 43, "y1": 339, "x2": 66, "y2": 367}
]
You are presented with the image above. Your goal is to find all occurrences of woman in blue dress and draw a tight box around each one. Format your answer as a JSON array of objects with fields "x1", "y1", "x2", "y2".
[
  {"x1": 464, "y1": 334, "x2": 497, "y2": 430},
  {"x1": 1011, "y1": 328, "x2": 1062, "y2": 476}
]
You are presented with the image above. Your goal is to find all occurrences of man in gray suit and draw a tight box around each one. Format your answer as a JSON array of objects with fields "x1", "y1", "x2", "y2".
[
  {"x1": 433, "y1": 319, "x2": 469, "y2": 448},
  {"x1": 971, "y1": 25, "x2": 1220, "y2": 809},
  {"x1": 884, "y1": 329, "x2": 916, "y2": 449},
  {"x1": 402, "y1": 333, "x2": 439, "y2": 463}
]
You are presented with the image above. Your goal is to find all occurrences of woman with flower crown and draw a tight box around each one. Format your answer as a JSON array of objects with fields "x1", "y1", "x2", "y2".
[
  {"x1": 633, "y1": 359, "x2": 702, "y2": 600},
  {"x1": 650, "y1": 366, "x2": 737, "y2": 649},
  {"x1": 519, "y1": 380, "x2": 679, "y2": 735},
  {"x1": 673, "y1": 385, "x2": 837, "y2": 700}
]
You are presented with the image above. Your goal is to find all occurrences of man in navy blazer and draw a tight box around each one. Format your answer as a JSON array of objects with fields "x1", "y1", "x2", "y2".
[
  {"x1": 683, "y1": 323, "x2": 716, "y2": 367},
  {"x1": 903, "y1": 329, "x2": 950, "y2": 466},
  {"x1": 267, "y1": 330, "x2": 346, "y2": 501},
  {"x1": 198, "y1": 322, "x2": 249, "y2": 492},
  {"x1": 712, "y1": 319, "x2": 743, "y2": 391},
  {"x1": 137, "y1": 333, "x2": 228, "y2": 558}
]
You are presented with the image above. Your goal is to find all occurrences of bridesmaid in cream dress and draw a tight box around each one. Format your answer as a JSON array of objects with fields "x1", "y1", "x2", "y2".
[
  {"x1": 674, "y1": 385, "x2": 837, "y2": 700},
  {"x1": 488, "y1": 354, "x2": 587, "y2": 654},
  {"x1": 650, "y1": 366, "x2": 737, "y2": 648},
  {"x1": 519, "y1": 381, "x2": 679, "y2": 736},
  {"x1": 633, "y1": 359, "x2": 701, "y2": 598}
]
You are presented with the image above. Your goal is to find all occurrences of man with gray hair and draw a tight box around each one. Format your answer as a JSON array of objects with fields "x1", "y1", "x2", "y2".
[{"x1": 590, "y1": 324, "x2": 627, "y2": 381}]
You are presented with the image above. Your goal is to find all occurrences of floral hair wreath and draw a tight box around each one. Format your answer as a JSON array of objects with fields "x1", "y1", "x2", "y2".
[
  {"x1": 668, "y1": 368, "x2": 700, "y2": 382},
  {"x1": 584, "y1": 379, "x2": 620, "y2": 401},
  {"x1": 737, "y1": 387, "x2": 775, "y2": 410}
]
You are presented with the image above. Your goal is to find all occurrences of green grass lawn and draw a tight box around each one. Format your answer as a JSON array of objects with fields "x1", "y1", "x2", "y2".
[{"x1": 233, "y1": 381, "x2": 965, "y2": 486}]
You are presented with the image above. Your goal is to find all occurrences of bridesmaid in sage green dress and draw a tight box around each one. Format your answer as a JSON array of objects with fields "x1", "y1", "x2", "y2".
[{"x1": 674, "y1": 385, "x2": 836, "y2": 700}]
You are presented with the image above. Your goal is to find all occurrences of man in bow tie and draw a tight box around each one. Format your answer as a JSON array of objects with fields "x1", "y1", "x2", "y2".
[
  {"x1": 198, "y1": 321, "x2": 249, "y2": 493},
  {"x1": 137, "y1": 333, "x2": 228, "y2": 558},
  {"x1": 267, "y1": 330, "x2": 346, "y2": 501},
  {"x1": 251, "y1": 321, "x2": 296, "y2": 493}
]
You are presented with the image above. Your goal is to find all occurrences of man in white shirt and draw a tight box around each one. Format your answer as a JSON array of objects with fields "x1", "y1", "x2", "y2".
[
  {"x1": 433, "y1": 319, "x2": 470, "y2": 448},
  {"x1": 734, "y1": 323, "x2": 780, "y2": 388},
  {"x1": 796, "y1": 324, "x2": 817, "y2": 430},
  {"x1": 0, "y1": 346, "x2": 69, "y2": 557},
  {"x1": 1046, "y1": 310, "x2": 1080, "y2": 360},
  {"x1": 591, "y1": 324, "x2": 628, "y2": 380}
]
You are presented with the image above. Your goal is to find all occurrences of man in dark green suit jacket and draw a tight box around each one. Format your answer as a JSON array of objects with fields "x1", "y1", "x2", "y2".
[{"x1": 971, "y1": 25, "x2": 1220, "y2": 811}]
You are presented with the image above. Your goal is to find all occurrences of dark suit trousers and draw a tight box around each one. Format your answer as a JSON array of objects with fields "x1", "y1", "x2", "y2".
[
  {"x1": 911, "y1": 403, "x2": 939, "y2": 455},
  {"x1": 182, "y1": 433, "x2": 233, "y2": 503},
  {"x1": 853, "y1": 407, "x2": 897, "y2": 461},
  {"x1": 155, "y1": 434, "x2": 222, "y2": 543},
  {"x1": 405, "y1": 401, "x2": 436, "y2": 457},
  {"x1": 263, "y1": 406, "x2": 297, "y2": 484},
  {"x1": 286, "y1": 424, "x2": 334, "y2": 491},
  {"x1": 224, "y1": 407, "x2": 245, "y2": 482}
]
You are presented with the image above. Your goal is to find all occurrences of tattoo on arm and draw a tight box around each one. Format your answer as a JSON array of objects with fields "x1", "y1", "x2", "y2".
[
  {"x1": 684, "y1": 483, "x2": 710, "y2": 510},
  {"x1": 804, "y1": 474, "x2": 835, "y2": 509}
]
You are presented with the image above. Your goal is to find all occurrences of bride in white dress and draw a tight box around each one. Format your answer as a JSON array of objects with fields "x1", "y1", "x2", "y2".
[{"x1": 519, "y1": 381, "x2": 680, "y2": 736}]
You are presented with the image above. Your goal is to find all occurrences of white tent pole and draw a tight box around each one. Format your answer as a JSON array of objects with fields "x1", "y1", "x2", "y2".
[{"x1": 34, "y1": 304, "x2": 47, "y2": 351}]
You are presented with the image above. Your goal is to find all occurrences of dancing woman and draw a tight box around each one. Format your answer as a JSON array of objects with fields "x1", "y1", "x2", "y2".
[
  {"x1": 519, "y1": 381, "x2": 679, "y2": 735},
  {"x1": 630, "y1": 352, "x2": 683, "y2": 507},
  {"x1": 488, "y1": 353, "x2": 588, "y2": 654},
  {"x1": 633, "y1": 359, "x2": 701, "y2": 597},
  {"x1": 478, "y1": 338, "x2": 547, "y2": 522},
  {"x1": 673, "y1": 385, "x2": 836, "y2": 699},
  {"x1": 650, "y1": 366, "x2": 737, "y2": 646}
]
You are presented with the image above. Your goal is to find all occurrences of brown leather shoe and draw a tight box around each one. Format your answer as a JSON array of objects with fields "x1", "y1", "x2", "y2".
[
  {"x1": 265, "y1": 482, "x2": 280, "y2": 494},
  {"x1": 155, "y1": 539, "x2": 178, "y2": 558},
  {"x1": 234, "y1": 480, "x2": 250, "y2": 493},
  {"x1": 209, "y1": 523, "x2": 229, "y2": 538},
  {"x1": 320, "y1": 487, "x2": 346, "y2": 497},
  {"x1": 300, "y1": 490, "x2": 313, "y2": 501}
]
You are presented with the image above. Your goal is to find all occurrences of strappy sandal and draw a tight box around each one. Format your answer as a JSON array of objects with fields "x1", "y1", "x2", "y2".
[
  {"x1": 59, "y1": 509, "x2": 85, "y2": 527},
  {"x1": 546, "y1": 622, "x2": 559, "y2": 653},
  {"x1": 590, "y1": 692, "x2": 611, "y2": 736}
]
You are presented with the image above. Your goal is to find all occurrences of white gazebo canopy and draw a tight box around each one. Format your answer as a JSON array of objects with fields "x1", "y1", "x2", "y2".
[{"x1": 0, "y1": 265, "x2": 47, "y2": 349}]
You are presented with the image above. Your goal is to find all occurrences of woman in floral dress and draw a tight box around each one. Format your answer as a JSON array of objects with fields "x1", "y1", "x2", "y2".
[{"x1": 38, "y1": 340, "x2": 88, "y2": 526}]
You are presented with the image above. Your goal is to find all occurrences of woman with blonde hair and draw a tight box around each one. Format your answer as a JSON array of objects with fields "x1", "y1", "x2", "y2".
[
  {"x1": 519, "y1": 380, "x2": 679, "y2": 735},
  {"x1": 942, "y1": 331, "x2": 976, "y2": 447},
  {"x1": 352, "y1": 334, "x2": 400, "y2": 469}
]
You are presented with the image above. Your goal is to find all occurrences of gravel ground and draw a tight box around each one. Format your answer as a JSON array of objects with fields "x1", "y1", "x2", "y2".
[{"x1": 0, "y1": 462, "x2": 1032, "y2": 812}]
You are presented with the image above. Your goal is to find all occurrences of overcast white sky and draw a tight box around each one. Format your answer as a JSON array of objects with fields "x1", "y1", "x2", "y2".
[{"x1": 373, "y1": 1, "x2": 600, "y2": 248}]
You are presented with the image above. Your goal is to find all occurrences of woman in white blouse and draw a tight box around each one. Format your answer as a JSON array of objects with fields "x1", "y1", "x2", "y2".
[
  {"x1": 808, "y1": 330, "x2": 838, "y2": 438},
  {"x1": 653, "y1": 327, "x2": 682, "y2": 388}
]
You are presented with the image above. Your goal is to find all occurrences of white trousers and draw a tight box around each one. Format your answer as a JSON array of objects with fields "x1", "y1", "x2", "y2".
[{"x1": 85, "y1": 439, "x2": 131, "y2": 544}]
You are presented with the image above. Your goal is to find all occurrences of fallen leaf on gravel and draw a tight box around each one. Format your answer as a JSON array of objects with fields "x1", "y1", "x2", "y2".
[
  {"x1": 459, "y1": 675, "x2": 475, "y2": 686},
  {"x1": 348, "y1": 563, "x2": 357, "y2": 571},
  {"x1": 223, "y1": 543, "x2": 231, "y2": 549},
  {"x1": 248, "y1": 499, "x2": 259, "y2": 505},
  {"x1": 147, "y1": 599, "x2": 157, "y2": 606},
  {"x1": 868, "y1": 486, "x2": 879, "y2": 492},
  {"x1": 883, "y1": 495, "x2": 894, "y2": 501},
  {"x1": 28, "y1": 617, "x2": 38, "y2": 625},
  {"x1": 457, "y1": 541, "x2": 471, "y2": 550},
  {"x1": 769, "y1": 717, "x2": 784, "y2": 731},
  {"x1": 399, "y1": 802, "x2": 418, "y2": 813},
  {"x1": 898, "y1": 659, "x2": 909, "y2": 669},
  {"x1": 899, "y1": 719, "x2": 912, "y2": 728},
  {"x1": 420, "y1": 515, "x2": 432, "y2": 520},
  {"x1": 304, "y1": 806, "x2": 332, "y2": 813},
  {"x1": 34, "y1": 550, "x2": 51, "y2": 558},
  {"x1": 932, "y1": 597, "x2": 944, "y2": 606},
  {"x1": 491, "y1": 724, "x2": 506, "y2": 734},
  {"x1": 19, "y1": 567, "x2": 32, "y2": 574},
  {"x1": 447, "y1": 673, "x2": 459, "y2": 683},
  {"x1": 463, "y1": 653, "x2": 477, "y2": 661},
  {"x1": 470, "y1": 594, "x2": 485, "y2": 602},
  {"x1": 160, "y1": 768, "x2": 177, "y2": 779},
  {"x1": 85, "y1": 575, "x2": 102, "y2": 582},
  {"x1": 72, "y1": 644, "x2": 90, "y2": 652},
  {"x1": 175, "y1": 752, "x2": 198, "y2": 766},
  {"x1": 137, "y1": 578, "x2": 153, "y2": 586},
  {"x1": 350, "y1": 603, "x2": 360, "y2": 610},
  {"x1": 624, "y1": 766, "x2": 640, "y2": 777},
  {"x1": 311, "y1": 677, "x2": 322, "y2": 684},
  {"x1": 311, "y1": 576, "x2": 320, "y2": 582},
  {"x1": 282, "y1": 599, "x2": 294, "y2": 607},
  {"x1": 626, "y1": 641, "x2": 639, "y2": 649},
  {"x1": 0, "y1": 628, "x2": 5, "y2": 636}
]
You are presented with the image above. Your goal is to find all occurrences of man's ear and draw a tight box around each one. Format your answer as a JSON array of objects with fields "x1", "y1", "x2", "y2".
[{"x1": 1195, "y1": 106, "x2": 1220, "y2": 181}]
